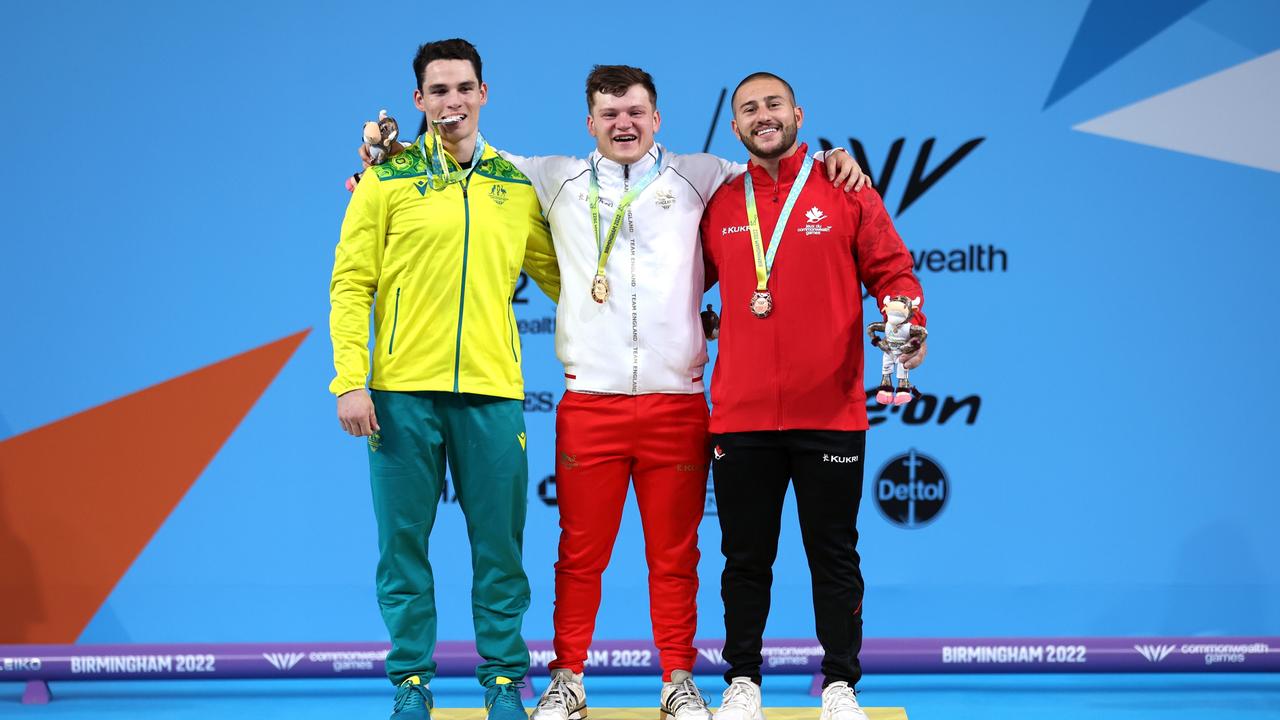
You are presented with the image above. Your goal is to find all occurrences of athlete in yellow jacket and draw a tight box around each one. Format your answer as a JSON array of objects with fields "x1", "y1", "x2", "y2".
[
  {"x1": 328, "y1": 39, "x2": 558, "y2": 720},
  {"x1": 330, "y1": 121, "x2": 558, "y2": 399}
]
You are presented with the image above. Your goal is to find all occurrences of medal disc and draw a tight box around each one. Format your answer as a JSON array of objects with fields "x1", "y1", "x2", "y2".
[
  {"x1": 750, "y1": 291, "x2": 773, "y2": 318},
  {"x1": 591, "y1": 275, "x2": 610, "y2": 304}
]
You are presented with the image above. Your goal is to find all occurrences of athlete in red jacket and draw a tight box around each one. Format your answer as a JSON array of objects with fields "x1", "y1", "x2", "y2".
[{"x1": 699, "y1": 72, "x2": 927, "y2": 720}]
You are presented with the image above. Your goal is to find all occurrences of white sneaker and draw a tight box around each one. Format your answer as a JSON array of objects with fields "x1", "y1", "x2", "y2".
[
  {"x1": 530, "y1": 669, "x2": 588, "y2": 720},
  {"x1": 819, "y1": 681, "x2": 867, "y2": 720},
  {"x1": 661, "y1": 670, "x2": 712, "y2": 720},
  {"x1": 714, "y1": 677, "x2": 764, "y2": 720}
]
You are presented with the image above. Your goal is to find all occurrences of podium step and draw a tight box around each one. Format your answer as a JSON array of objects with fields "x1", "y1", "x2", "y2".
[{"x1": 430, "y1": 709, "x2": 907, "y2": 720}]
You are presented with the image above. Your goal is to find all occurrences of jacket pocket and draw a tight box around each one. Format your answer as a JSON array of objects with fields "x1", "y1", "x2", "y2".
[
  {"x1": 506, "y1": 298, "x2": 519, "y2": 363},
  {"x1": 387, "y1": 288, "x2": 402, "y2": 355}
]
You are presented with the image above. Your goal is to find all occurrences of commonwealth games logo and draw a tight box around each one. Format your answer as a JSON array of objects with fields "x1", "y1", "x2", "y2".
[
  {"x1": 263, "y1": 652, "x2": 305, "y2": 671},
  {"x1": 1134, "y1": 644, "x2": 1177, "y2": 663}
]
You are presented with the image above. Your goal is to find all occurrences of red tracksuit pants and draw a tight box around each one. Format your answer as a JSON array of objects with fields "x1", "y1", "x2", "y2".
[{"x1": 549, "y1": 391, "x2": 709, "y2": 680}]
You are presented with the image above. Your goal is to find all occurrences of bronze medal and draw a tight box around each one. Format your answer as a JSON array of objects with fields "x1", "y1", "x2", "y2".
[
  {"x1": 749, "y1": 290, "x2": 773, "y2": 318},
  {"x1": 591, "y1": 275, "x2": 610, "y2": 304}
]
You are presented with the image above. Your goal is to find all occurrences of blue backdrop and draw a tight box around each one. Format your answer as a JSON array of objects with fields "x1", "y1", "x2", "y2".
[{"x1": 2, "y1": 0, "x2": 1277, "y2": 647}]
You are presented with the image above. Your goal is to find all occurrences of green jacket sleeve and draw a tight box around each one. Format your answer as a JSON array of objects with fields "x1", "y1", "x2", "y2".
[
  {"x1": 523, "y1": 207, "x2": 560, "y2": 303},
  {"x1": 329, "y1": 171, "x2": 387, "y2": 395}
]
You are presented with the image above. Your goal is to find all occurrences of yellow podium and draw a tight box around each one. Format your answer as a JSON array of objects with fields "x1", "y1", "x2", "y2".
[{"x1": 431, "y1": 709, "x2": 907, "y2": 720}]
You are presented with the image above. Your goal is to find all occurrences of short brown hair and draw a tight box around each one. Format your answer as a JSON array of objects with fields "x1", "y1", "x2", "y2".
[{"x1": 585, "y1": 65, "x2": 657, "y2": 111}]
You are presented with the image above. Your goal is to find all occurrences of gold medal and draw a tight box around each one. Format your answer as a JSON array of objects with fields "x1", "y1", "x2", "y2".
[
  {"x1": 749, "y1": 290, "x2": 773, "y2": 318},
  {"x1": 591, "y1": 274, "x2": 610, "y2": 304}
]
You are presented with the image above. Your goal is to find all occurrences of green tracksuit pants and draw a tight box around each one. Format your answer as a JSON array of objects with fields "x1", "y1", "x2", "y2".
[{"x1": 368, "y1": 389, "x2": 530, "y2": 686}]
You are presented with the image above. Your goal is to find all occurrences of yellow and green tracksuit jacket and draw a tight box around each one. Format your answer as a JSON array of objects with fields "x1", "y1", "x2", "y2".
[{"x1": 329, "y1": 135, "x2": 560, "y2": 400}]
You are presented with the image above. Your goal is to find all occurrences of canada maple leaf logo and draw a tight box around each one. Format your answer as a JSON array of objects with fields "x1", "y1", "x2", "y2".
[{"x1": 805, "y1": 207, "x2": 826, "y2": 223}]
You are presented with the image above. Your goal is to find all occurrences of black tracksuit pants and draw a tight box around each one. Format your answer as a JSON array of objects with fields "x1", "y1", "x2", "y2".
[{"x1": 711, "y1": 430, "x2": 866, "y2": 687}]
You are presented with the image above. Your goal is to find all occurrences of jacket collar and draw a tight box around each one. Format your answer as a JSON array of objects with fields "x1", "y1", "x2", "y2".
[
  {"x1": 589, "y1": 143, "x2": 664, "y2": 179},
  {"x1": 415, "y1": 133, "x2": 498, "y2": 168},
  {"x1": 747, "y1": 142, "x2": 810, "y2": 185}
]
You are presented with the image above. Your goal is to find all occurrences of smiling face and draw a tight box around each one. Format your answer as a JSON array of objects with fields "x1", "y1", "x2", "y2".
[
  {"x1": 587, "y1": 83, "x2": 661, "y2": 165},
  {"x1": 414, "y1": 58, "x2": 488, "y2": 146},
  {"x1": 731, "y1": 76, "x2": 803, "y2": 161}
]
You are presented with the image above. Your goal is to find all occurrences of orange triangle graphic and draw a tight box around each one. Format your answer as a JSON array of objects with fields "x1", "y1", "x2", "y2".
[{"x1": 0, "y1": 329, "x2": 309, "y2": 643}]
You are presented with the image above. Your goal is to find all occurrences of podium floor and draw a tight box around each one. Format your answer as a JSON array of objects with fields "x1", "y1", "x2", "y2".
[
  {"x1": 3, "y1": 673, "x2": 1278, "y2": 718},
  {"x1": 431, "y1": 710, "x2": 907, "y2": 720}
]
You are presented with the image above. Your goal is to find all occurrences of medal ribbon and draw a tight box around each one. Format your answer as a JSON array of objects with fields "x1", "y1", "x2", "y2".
[
  {"x1": 419, "y1": 129, "x2": 487, "y2": 190},
  {"x1": 743, "y1": 154, "x2": 814, "y2": 292},
  {"x1": 589, "y1": 148, "x2": 665, "y2": 280}
]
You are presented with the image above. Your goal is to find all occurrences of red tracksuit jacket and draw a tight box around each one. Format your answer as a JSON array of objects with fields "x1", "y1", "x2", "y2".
[{"x1": 700, "y1": 143, "x2": 926, "y2": 433}]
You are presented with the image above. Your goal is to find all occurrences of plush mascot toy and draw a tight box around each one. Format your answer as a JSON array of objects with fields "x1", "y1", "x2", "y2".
[
  {"x1": 345, "y1": 110, "x2": 400, "y2": 192},
  {"x1": 867, "y1": 296, "x2": 926, "y2": 405}
]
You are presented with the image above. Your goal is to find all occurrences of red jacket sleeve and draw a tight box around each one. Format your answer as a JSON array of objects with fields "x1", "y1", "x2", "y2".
[{"x1": 848, "y1": 189, "x2": 926, "y2": 326}]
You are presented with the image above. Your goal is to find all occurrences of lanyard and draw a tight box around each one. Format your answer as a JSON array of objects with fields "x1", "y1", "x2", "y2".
[
  {"x1": 589, "y1": 149, "x2": 665, "y2": 281},
  {"x1": 420, "y1": 130, "x2": 486, "y2": 191},
  {"x1": 743, "y1": 154, "x2": 814, "y2": 292}
]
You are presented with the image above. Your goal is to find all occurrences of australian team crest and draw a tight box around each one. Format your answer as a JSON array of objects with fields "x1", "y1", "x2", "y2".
[
  {"x1": 489, "y1": 184, "x2": 508, "y2": 205},
  {"x1": 654, "y1": 187, "x2": 676, "y2": 209}
]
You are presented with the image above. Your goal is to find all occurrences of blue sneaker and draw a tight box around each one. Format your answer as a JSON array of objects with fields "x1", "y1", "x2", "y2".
[
  {"x1": 485, "y1": 677, "x2": 528, "y2": 720},
  {"x1": 391, "y1": 675, "x2": 433, "y2": 720}
]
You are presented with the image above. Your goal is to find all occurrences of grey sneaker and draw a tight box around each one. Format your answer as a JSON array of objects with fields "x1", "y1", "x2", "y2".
[
  {"x1": 819, "y1": 681, "x2": 867, "y2": 720},
  {"x1": 661, "y1": 670, "x2": 712, "y2": 720},
  {"x1": 714, "y1": 677, "x2": 764, "y2": 720},
  {"x1": 531, "y1": 669, "x2": 588, "y2": 720}
]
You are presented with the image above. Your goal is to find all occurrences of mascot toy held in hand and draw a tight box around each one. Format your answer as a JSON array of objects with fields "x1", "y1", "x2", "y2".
[
  {"x1": 867, "y1": 295, "x2": 926, "y2": 405},
  {"x1": 345, "y1": 110, "x2": 400, "y2": 191},
  {"x1": 363, "y1": 109, "x2": 400, "y2": 164}
]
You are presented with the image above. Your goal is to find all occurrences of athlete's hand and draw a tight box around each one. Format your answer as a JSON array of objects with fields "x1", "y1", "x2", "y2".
[
  {"x1": 337, "y1": 390, "x2": 380, "y2": 437},
  {"x1": 898, "y1": 339, "x2": 928, "y2": 370},
  {"x1": 358, "y1": 140, "x2": 407, "y2": 170},
  {"x1": 824, "y1": 149, "x2": 869, "y2": 192},
  {"x1": 701, "y1": 304, "x2": 721, "y2": 340}
]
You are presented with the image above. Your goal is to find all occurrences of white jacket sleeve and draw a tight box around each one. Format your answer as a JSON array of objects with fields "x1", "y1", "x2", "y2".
[
  {"x1": 497, "y1": 150, "x2": 566, "y2": 210},
  {"x1": 705, "y1": 147, "x2": 846, "y2": 188}
]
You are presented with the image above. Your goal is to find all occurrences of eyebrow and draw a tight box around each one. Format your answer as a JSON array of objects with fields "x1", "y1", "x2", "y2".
[
  {"x1": 738, "y1": 94, "x2": 785, "y2": 110},
  {"x1": 427, "y1": 81, "x2": 476, "y2": 92}
]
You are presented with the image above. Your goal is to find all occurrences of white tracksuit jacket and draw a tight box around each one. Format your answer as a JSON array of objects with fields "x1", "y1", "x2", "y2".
[{"x1": 503, "y1": 145, "x2": 741, "y2": 395}]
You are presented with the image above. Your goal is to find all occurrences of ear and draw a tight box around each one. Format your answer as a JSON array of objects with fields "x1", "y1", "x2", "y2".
[
  {"x1": 586, "y1": 113, "x2": 597, "y2": 137},
  {"x1": 478, "y1": 81, "x2": 489, "y2": 107},
  {"x1": 413, "y1": 88, "x2": 426, "y2": 113},
  {"x1": 652, "y1": 107, "x2": 662, "y2": 134},
  {"x1": 794, "y1": 104, "x2": 804, "y2": 131}
]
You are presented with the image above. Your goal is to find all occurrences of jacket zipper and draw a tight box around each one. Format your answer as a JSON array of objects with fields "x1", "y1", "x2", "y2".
[
  {"x1": 624, "y1": 162, "x2": 639, "y2": 394},
  {"x1": 453, "y1": 177, "x2": 472, "y2": 392},
  {"x1": 387, "y1": 288, "x2": 402, "y2": 355},
  {"x1": 768, "y1": 175, "x2": 784, "y2": 429}
]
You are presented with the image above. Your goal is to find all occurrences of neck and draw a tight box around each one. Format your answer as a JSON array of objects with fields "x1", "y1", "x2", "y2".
[
  {"x1": 441, "y1": 132, "x2": 478, "y2": 164},
  {"x1": 751, "y1": 142, "x2": 800, "y2": 181}
]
